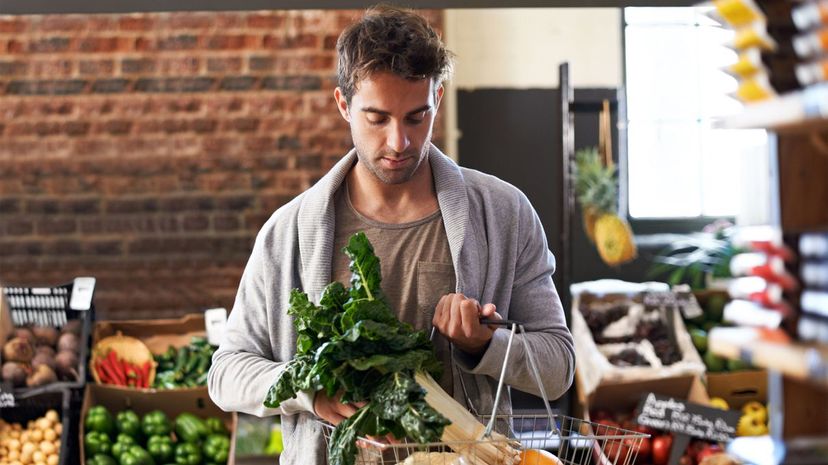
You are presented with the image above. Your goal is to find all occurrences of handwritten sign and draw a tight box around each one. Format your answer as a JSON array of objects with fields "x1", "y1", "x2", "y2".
[
  {"x1": 636, "y1": 393, "x2": 740, "y2": 443},
  {"x1": 0, "y1": 382, "x2": 15, "y2": 408},
  {"x1": 643, "y1": 290, "x2": 704, "y2": 320}
]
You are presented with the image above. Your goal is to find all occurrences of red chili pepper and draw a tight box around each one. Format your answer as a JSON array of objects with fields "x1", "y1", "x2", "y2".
[
  {"x1": 142, "y1": 361, "x2": 152, "y2": 388},
  {"x1": 95, "y1": 361, "x2": 111, "y2": 384},
  {"x1": 106, "y1": 350, "x2": 126, "y2": 385},
  {"x1": 99, "y1": 352, "x2": 123, "y2": 385}
]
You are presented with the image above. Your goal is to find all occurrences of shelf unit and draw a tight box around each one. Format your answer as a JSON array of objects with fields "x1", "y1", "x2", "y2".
[{"x1": 710, "y1": 90, "x2": 828, "y2": 452}]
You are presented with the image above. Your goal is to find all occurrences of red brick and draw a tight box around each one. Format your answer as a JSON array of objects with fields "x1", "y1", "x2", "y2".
[
  {"x1": 37, "y1": 217, "x2": 77, "y2": 234},
  {"x1": 247, "y1": 14, "x2": 285, "y2": 29},
  {"x1": 121, "y1": 57, "x2": 156, "y2": 74},
  {"x1": 226, "y1": 117, "x2": 259, "y2": 133},
  {"x1": 64, "y1": 121, "x2": 91, "y2": 136},
  {"x1": 79, "y1": 59, "x2": 115, "y2": 76},
  {"x1": 101, "y1": 119, "x2": 133, "y2": 135},
  {"x1": 6, "y1": 219, "x2": 34, "y2": 235},
  {"x1": 38, "y1": 16, "x2": 87, "y2": 32},
  {"x1": 263, "y1": 33, "x2": 319, "y2": 49},
  {"x1": 87, "y1": 17, "x2": 118, "y2": 32},
  {"x1": 161, "y1": 119, "x2": 188, "y2": 134},
  {"x1": 159, "y1": 56, "x2": 200, "y2": 75},
  {"x1": 192, "y1": 119, "x2": 217, "y2": 133},
  {"x1": 213, "y1": 214, "x2": 240, "y2": 231},
  {"x1": 31, "y1": 59, "x2": 75, "y2": 78},
  {"x1": 156, "y1": 35, "x2": 199, "y2": 51},
  {"x1": 215, "y1": 13, "x2": 246, "y2": 29},
  {"x1": 119, "y1": 16, "x2": 156, "y2": 31},
  {"x1": 7, "y1": 122, "x2": 35, "y2": 137},
  {"x1": 78, "y1": 36, "x2": 121, "y2": 53},
  {"x1": 34, "y1": 121, "x2": 61, "y2": 136},
  {"x1": 0, "y1": 18, "x2": 27, "y2": 34},
  {"x1": 182, "y1": 214, "x2": 209, "y2": 231},
  {"x1": 166, "y1": 13, "x2": 215, "y2": 30},
  {"x1": 0, "y1": 60, "x2": 27, "y2": 76},
  {"x1": 29, "y1": 37, "x2": 71, "y2": 53},
  {"x1": 6, "y1": 40, "x2": 24, "y2": 53},
  {"x1": 135, "y1": 120, "x2": 162, "y2": 134},
  {"x1": 323, "y1": 34, "x2": 338, "y2": 50},
  {"x1": 205, "y1": 34, "x2": 256, "y2": 50},
  {"x1": 207, "y1": 56, "x2": 242, "y2": 73}
]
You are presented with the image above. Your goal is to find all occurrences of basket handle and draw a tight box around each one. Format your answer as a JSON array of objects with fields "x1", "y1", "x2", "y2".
[
  {"x1": 431, "y1": 318, "x2": 559, "y2": 438},
  {"x1": 481, "y1": 320, "x2": 558, "y2": 439}
]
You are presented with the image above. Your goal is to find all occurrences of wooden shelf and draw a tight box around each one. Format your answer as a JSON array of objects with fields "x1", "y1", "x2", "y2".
[
  {"x1": 709, "y1": 327, "x2": 828, "y2": 388},
  {"x1": 715, "y1": 83, "x2": 828, "y2": 134}
]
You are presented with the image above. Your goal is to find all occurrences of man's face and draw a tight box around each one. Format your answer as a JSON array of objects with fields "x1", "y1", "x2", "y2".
[{"x1": 335, "y1": 72, "x2": 443, "y2": 185}]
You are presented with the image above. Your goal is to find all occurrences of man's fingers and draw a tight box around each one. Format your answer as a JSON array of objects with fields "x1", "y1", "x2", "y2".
[
  {"x1": 459, "y1": 299, "x2": 480, "y2": 339},
  {"x1": 480, "y1": 303, "x2": 497, "y2": 317}
]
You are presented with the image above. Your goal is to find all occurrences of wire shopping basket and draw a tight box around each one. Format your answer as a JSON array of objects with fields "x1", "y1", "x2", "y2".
[{"x1": 320, "y1": 320, "x2": 649, "y2": 465}]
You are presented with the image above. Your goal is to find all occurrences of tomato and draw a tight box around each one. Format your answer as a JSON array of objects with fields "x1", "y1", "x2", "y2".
[
  {"x1": 624, "y1": 436, "x2": 651, "y2": 463},
  {"x1": 604, "y1": 440, "x2": 631, "y2": 464},
  {"x1": 696, "y1": 444, "x2": 723, "y2": 464},
  {"x1": 651, "y1": 435, "x2": 672, "y2": 465}
]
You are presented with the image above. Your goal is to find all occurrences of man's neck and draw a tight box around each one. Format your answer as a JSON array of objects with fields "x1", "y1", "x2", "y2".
[{"x1": 347, "y1": 155, "x2": 439, "y2": 224}]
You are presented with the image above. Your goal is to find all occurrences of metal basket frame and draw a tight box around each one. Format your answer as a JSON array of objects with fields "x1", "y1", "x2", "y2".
[{"x1": 321, "y1": 320, "x2": 649, "y2": 465}]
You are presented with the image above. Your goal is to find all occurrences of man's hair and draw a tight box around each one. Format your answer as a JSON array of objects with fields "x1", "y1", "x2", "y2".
[{"x1": 336, "y1": 6, "x2": 454, "y2": 103}]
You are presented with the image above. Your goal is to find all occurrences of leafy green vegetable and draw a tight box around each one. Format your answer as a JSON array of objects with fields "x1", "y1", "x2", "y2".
[{"x1": 264, "y1": 232, "x2": 449, "y2": 465}]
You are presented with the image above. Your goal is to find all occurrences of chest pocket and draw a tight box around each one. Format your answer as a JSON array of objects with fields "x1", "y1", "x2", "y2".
[{"x1": 416, "y1": 261, "x2": 456, "y2": 318}]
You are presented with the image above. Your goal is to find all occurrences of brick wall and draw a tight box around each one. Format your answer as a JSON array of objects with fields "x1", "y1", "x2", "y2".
[{"x1": 0, "y1": 10, "x2": 444, "y2": 320}]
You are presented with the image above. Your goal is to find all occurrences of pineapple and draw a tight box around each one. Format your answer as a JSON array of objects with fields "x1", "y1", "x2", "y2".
[{"x1": 574, "y1": 147, "x2": 637, "y2": 266}]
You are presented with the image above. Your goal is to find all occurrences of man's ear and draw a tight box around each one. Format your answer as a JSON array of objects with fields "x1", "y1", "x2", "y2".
[
  {"x1": 334, "y1": 87, "x2": 350, "y2": 122},
  {"x1": 435, "y1": 84, "x2": 445, "y2": 111}
]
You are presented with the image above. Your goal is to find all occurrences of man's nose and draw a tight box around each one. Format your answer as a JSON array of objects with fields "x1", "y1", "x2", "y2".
[{"x1": 386, "y1": 122, "x2": 410, "y2": 153}]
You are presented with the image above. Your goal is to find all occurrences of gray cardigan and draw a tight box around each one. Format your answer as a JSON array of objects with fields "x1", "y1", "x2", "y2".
[{"x1": 208, "y1": 145, "x2": 575, "y2": 465}]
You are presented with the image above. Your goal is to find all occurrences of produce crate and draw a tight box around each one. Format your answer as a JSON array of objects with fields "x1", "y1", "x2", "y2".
[
  {"x1": 1, "y1": 388, "x2": 75, "y2": 465},
  {"x1": 1, "y1": 278, "x2": 95, "y2": 395},
  {"x1": 80, "y1": 383, "x2": 238, "y2": 465},
  {"x1": 92, "y1": 313, "x2": 213, "y2": 391}
]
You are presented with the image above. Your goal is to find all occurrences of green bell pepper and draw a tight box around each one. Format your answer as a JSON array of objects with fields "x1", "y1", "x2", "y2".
[
  {"x1": 85, "y1": 406, "x2": 116, "y2": 436},
  {"x1": 142, "y1": 410, "x2": 172, "y2": 437},
  {"x1": 112, "y1": 434, "x2": 137, "y2": 458},
  {"x1": 85, "y1": 431, "x2": 112, "y2": 456},
  {"x1": 116, "y1": 410, "x2": 142, "y2": 439},
  {"x1": 147, "y1": 435, "x2": 175, "y2": 464},
  {"x1": 87, "y1": 454, "x2": 118, "y2": 465},
  {"x1": 118, "y1": 445, "x2": 155, "y2": 465},
  {"x1": 202, "y1": 434, "x2": 230, "y2": 464},
  {"x1": 174, "y1": 413, "x2": 208, "y2": 444},
  {"x1": 174, "y1": 443, "x2": 202, "y2": 465},
  {"x1": 204, "y1": 418, "x2": 228, "y2": 436}
]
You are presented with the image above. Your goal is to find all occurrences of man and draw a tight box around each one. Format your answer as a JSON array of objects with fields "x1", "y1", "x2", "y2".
[{"x1": 208, "y1": 6, "x2": 574, "y2": 464}]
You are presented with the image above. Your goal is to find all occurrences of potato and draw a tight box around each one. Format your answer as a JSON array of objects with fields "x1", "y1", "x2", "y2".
[
  {"x1": 52, "y1": 425, "x2": 61, "y2": 436},
  {"x1": 29, "y1": 430, "x2": 42, "y2": 443},
  {"x1": 7, "y1": 440, "x2": 20, "y2": 452},
  {"x1": 46, "y1": 456, "x2": 57, "y2": 465},
  {"x1": 37, "y1": 444, "x2": 53, "y2": 457},
  {"x1": 18, "y1": 451, "x2": 31, "y2": 465},
  {"x1": 31, "y1": 452, "x2": 44, "y2": 464},
  {"x1": 7, "y1": 451, "x2": 19, "y2": 461},
  {"x1": 35, "y1": 419, "x2": 51, "y2": 431},
  {"x1": 42, "y1": 431, "x2": 55, "y2": 443},
  {"x1": 19, "y1": 444, "x2": 34, "y2": 457},
  {"x1": 43, "y1": 412, "x2": 58, "y2": 425}
]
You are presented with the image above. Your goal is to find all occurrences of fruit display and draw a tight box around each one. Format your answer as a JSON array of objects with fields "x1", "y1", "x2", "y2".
[
  {"x1": 590, "y1": 408, "x2": 739, "y2": 465},
  {"x1": 1, "y1": 321, "x2": 84, "y2": 388},
  {"x1": 0, "y1": 410, "x2": 62, "y2": 465},
  {"x1": 579, "y1": 294, "x2": 683, "y2": 368},
  {"x1": 152, "y1": 337, "x2": 216, "y2": 389},
  {"x1": 687, "y1": 293, "x2": 756, "y2": 373},
  {"x1": 83, "y1": 405, "x2": 231, "y2": 465}
]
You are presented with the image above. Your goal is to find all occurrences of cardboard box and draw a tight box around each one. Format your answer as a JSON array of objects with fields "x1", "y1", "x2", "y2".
[
  {"x1": 93, "y1": 313, "x2": 206, "y2": 355},
  {"x1": 80, "y1": 383, "x2": 238, "y2": 465},
  {"x1": 574, "y1": 371, "x2": 710, "y2": 422},
  {"x1": 706, "y1": 369, "x2": 767, "y2": 410}
]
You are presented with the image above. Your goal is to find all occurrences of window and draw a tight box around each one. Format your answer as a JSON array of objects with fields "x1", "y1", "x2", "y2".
[{"x1": 624, "y1": 7, "x2": 769, "y2": 222}]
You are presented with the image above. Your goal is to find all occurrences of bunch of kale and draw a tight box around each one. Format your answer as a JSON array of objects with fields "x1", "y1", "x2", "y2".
[{"x1": 264, "y1": 232, "x2": 449, "y2": 465}]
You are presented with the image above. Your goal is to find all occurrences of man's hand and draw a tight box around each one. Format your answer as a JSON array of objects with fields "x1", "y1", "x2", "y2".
[
  {"x1": 313, "y1": 391, "x2": 365, "y2": 426},
  {"x1": 432, "y1": 293, "x2": 502, "y2": 355}
]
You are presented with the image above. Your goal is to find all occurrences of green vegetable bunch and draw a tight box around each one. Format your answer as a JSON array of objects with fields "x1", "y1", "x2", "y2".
[
  {"x1": 264, "y1": 232, "x2": 449, "y2": 465},
  {"x1": 84, "y1": 406, "x2": 231, "y2": 465}
]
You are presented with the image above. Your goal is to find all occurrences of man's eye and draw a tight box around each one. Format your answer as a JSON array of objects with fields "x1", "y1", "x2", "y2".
[{"x1": 368, "y1": 117, "x2": 387, "y2": 126}]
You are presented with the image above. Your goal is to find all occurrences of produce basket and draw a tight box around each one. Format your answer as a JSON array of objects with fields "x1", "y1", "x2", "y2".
[
  {"x1": 1, "y1": 278, "x2": 95, "y2": 395},
  {"x1": 320, "y1": 321, "x2": 649, "y2": 465},
  {"x1": 0, "y1": 388, "x2": 74, "y2": 465}
]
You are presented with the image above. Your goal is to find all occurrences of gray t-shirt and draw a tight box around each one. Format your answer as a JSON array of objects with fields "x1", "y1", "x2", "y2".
[{"x1": 331, "y1": 183, "x2": 456, "y2": 393}]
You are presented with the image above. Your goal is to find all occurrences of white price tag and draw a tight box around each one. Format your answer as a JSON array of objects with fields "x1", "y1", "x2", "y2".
[
  {"x1": 0, "y1": 383, "x2": 15, "y2": 408},
  {"x1": 70, "y1": 277, "x2": 96, "y2": 311},
  {"x1": 204, "y1": 308, "x2": 228, "y2": 346}
]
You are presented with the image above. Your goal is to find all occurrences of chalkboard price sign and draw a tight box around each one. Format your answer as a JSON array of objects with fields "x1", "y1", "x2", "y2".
[{"x1": 636, "y1": 393, "x2": 741, "y2": 443}]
